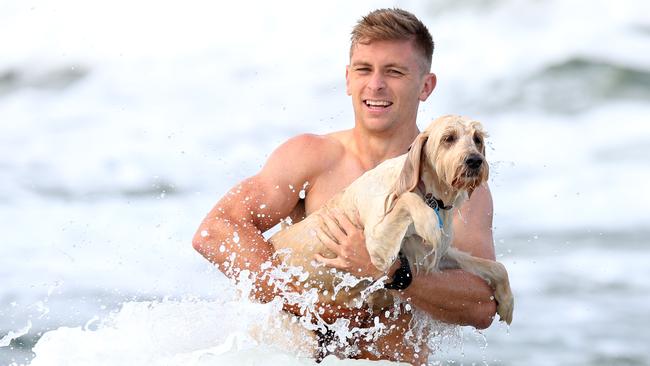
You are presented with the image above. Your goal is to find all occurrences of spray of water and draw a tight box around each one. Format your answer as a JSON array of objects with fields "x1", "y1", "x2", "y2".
[{"x1": 228, "y1": 254, "x2": 462, "y2": 362}]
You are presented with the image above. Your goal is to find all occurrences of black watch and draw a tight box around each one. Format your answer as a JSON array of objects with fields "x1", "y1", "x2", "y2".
[{"x1": 384, "y1": 251, "x2": 412, "y2": 290}]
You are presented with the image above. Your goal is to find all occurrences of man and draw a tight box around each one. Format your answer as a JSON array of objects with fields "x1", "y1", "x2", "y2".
[{"x1": 193, "y1": 8, "x2": 497, "y2": 363}]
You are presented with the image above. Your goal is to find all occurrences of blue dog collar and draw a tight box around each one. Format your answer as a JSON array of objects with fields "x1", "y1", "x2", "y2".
[{"x1": 424, "y1": 193, "x2": 452, "y2": 229}]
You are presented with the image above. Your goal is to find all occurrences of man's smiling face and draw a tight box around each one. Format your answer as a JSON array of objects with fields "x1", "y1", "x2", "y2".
[{"x1": 346, "y1": 39, "x2": 435, "y2": 134}]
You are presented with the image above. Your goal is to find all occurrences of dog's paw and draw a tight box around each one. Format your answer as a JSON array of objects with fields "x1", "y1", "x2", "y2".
[{"x1": 495, "y1": 286, "x2": 514, "y2": 325}]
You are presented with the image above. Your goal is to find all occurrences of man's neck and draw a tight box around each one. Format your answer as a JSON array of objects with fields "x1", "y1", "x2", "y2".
[{"x1": 349, "y1": 123, "x2": 420, "y2": 170}]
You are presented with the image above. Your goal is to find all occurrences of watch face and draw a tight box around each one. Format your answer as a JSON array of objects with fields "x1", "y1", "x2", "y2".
[{"x1": 385, "y1": 252, "x2": 412, "y2": 290}]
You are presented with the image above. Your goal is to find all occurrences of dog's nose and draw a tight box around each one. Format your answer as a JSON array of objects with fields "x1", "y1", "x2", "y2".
[{"x1": 465, "y1": 155, "x2": 483, "y2": 169}]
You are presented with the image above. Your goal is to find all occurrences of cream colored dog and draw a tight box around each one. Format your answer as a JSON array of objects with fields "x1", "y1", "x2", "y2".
[{"x1": 269, "y1": 115, "x2": 514, "y2": 325}]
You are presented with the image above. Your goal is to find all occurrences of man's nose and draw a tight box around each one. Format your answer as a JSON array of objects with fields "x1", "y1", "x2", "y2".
[{"x1": 366, "y1": 71, "x2": 386, "y2": 91}]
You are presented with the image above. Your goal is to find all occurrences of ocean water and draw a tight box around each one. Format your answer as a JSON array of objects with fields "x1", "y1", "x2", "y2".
[{"x1": 1, "y1": 0, "x2": 649, "y2": 365}]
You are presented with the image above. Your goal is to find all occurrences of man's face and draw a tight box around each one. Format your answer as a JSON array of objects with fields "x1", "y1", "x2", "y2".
[{"x1": 346, "y1": 39, "x2": 436, "y2": 134}]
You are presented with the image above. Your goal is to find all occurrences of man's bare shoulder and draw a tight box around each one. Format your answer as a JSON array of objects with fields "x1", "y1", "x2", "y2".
[
  {"x1": 262, "y1": 132, "x2": 346, "y2": 178},
  {"x1": 282, "y1": 132, "x2": 345, "y2": 157}
]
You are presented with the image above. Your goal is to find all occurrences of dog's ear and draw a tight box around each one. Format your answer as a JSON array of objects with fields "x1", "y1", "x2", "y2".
[
  {"x1": 468, "y1": 127, "x2": 489, "y2": 200},
  {"x1": 480, "y1": 133, "x2": 488, "y2": 159},
  {"x1": 472, "y1": 122, "x2": 488, "y2": 158},
  {"x1": 467, "y1": 137, "x2": 485, "y2": 200},
  {"x1": 384, "y1": 132, "x2": 429, "y2": 216},
  {"x1": 397, "y1": 132, "x2": 429, "y2": 194}
]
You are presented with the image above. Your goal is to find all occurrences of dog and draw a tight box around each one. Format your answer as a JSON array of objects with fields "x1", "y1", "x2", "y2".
[{"x1": 269, "y1": 115, "x2": 514, "y2": 326}]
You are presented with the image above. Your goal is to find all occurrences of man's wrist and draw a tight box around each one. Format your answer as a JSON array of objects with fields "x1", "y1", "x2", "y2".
[{"x1": 384, "y1": 252, "x2": 413, "y2": 290}]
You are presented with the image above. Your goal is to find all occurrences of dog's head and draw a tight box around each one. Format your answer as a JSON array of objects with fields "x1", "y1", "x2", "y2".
[{"x1": 397, "y1": 115, "x2": 489, "y2": 199}]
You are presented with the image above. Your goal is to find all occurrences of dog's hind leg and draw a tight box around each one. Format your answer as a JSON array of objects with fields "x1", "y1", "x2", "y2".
[{"x1": 444, "y1": 247, "x2": 514, "y2": 324}]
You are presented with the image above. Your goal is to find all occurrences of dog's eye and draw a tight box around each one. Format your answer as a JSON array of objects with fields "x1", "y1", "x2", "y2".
[
  {"x1": 473, "y1": 135, "x2": 483, "y2": 145},
  {"x1": 443, "y1": 134, "x2": 456, "y2": 144}
]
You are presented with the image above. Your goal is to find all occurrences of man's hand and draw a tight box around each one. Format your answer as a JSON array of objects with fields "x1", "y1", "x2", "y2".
[
  {"x1": 313, "y1": 209, "x2": 383, "y2": 280},
  {"x1": 284, "y1": 300, "x2": 372, "y2": 329}
]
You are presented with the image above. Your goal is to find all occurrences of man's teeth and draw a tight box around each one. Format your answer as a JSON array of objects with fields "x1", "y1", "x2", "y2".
[{"x1": 365, "y1": 100, "x2": 392, "y2": 107}]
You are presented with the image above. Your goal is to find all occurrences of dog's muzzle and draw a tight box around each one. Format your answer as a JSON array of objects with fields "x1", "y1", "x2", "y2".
[{"x1": 465, "y1": 154, "x2": 484, "y2": 172}]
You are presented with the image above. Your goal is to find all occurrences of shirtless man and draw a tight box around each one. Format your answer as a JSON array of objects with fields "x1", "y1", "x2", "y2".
[{"x1": 193, "y1": 8, "x2": 497, "y2": 363}]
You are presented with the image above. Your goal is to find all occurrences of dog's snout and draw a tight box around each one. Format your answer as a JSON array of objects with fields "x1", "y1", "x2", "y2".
[{"x1": 465, "y1": 155, "x2": 483, "y2": 169}]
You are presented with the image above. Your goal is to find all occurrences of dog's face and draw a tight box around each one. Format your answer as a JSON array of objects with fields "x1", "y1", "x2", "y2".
[
  {"x1": 396, "y1": 115, "x2": 489, "y2": 199},
  {"x1": 388, "y1": 115, "x2": 489, "y2": 202},
  {"x1": 423, "y1": 115, "x2": 489, "y2": 193}
]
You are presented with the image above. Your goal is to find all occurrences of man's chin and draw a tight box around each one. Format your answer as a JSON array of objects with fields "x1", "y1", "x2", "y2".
[{"x1": 358, "y1": 116, "x2": 399, "y2": 133}]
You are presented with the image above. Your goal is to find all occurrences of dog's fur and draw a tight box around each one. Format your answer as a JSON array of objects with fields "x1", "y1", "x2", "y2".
[{"x1": 269, "y1": 115, "x2": 514, "y2": 325}]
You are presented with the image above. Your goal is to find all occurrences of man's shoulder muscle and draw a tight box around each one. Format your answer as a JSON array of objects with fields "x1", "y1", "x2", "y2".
[
  {"x1": 230, "y1": 133, "x2": 343, "y2": 230},
  {"x1": 259, "y1": 133, "x2": 344, "y2": 185}
]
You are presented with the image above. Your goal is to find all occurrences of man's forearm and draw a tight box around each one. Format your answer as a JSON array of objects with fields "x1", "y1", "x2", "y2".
[
  {"x1": 193, "y1": 216, "x2": 373, "y2": 327},
  {"x1": 193, "y1": 214, "x2": 286, "y2": 303},
  {"x1": 396, "y1": 269, "x2": 497, "y2": 329}
]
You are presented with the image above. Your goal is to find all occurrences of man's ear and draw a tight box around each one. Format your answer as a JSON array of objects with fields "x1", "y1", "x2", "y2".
[
  {"x1": 345, "y1": 65, "x2": 351, "y2": 96},
  {"x1": 419, "y1": 73, "x2": 436, "y2": 101}
]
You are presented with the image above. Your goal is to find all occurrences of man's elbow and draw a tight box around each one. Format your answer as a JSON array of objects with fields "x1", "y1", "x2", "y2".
[
  {"x1": 192, "y1": 230, "x2": 215, "y2": 260},
  {"x1": 192, "y1": 236, "x2": 205, "y2": 254},
  {"x1": 470, "y1": 299, "x2": 497, "y2": 330}
]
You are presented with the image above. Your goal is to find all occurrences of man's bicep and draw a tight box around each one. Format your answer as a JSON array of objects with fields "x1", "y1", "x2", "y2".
[
  {"x1": 243, "y1": 135, "x2": 323, "y2": 231},
  {"x1": 238, "y1": 174, "x2": 303, "y2": 232},
  {"x1": 451, "y1": 183, "x2": 495, "y2": 260}
]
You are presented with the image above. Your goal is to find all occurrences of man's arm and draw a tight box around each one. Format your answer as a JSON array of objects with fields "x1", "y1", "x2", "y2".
[
  {"x1": 315, "y1": 184, "x2": 497, "y2": 329},
  {"x1": 192, "y1": 135, "x2": 318, "y2": 303},
  {"x1": 193, "y1": 176, "x2": 289, "y2": 302},
  {"x1": 192, "y1": 134, "x2": 370, "y2": 324}
]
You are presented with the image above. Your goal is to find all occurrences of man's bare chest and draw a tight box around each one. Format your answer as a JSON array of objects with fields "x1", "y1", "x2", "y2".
[{"x1": 304, "y1": 163, "x2": 365, "y2": 215}]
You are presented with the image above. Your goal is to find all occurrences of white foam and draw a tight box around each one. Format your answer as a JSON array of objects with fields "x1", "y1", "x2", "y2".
[
  {"x1": 27, "y1": 296, "x2": 417, "y2": 366},
  {"x1": 0, "y1": 321, "x2": 32, "y2": 347}
]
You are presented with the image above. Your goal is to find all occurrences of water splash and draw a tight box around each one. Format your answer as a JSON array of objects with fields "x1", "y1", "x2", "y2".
[
  {"x1": 0, "y1": 320, "x2": 32, "y2": 347},
  {"x1": 237, "y1": 258, "x2": 463, "y2": 361},
  {"x1": 299, "y1": 181, "x2": 309, "y2": 199}
]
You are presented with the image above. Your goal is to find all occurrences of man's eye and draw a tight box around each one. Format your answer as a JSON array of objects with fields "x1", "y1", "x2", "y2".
[
  {"x1": 388, "y1": 69, "x2": 403, "y2": 75},
  {"x1": 356, "y1": 67, "x2": 370, "y2": 72}
]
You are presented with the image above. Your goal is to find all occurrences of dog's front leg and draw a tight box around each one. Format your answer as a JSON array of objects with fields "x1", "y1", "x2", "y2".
[
  {"x1": 368, "y1": 192, "x2": 443, "y2": 271},
  {"x1": 444, "y1": 247, "x2": 514, "y2": 324}
]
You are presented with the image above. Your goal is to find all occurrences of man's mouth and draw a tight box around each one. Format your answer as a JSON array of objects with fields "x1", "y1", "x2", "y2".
[{"x1": 363, "y1": 99, "x2": 393, "y2": 109}]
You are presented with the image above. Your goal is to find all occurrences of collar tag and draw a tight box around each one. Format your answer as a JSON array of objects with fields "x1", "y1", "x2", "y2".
[
  {"x1": 424, "y1": 194, "x2": 440, "y2": 210},
  {"x1": 424, "y1": 193, "x2": 451, "y2": 229}
]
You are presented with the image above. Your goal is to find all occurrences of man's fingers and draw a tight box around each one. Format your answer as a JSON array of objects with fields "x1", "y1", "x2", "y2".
[
  {"x1": 333, "y1": 210, "x2": 357, "y2": 233},
  {"x1": 313, "y1": 214, "x2": 335, "y2": 242},
  {"x1": 314, "y1": 253, "x2": 343, "y2": 268},
  {"x1": 320, "y1": 211, "x2": 347, "y2": 242},
  {"x1": 316, "y1": 230, "x2": 341, "y2": 254},
  {"x1": 353, "y1": 209, "x2": 364, "y2": 229}
]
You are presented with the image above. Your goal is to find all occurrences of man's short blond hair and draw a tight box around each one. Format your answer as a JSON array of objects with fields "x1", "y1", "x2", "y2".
[{"x1": 350, "y1": 8, "x2": 434, "y2": 72}]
